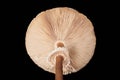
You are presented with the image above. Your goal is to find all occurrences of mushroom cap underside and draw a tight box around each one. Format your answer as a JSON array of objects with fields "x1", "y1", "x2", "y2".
[{"x1": 25, "y1": 7, "x2": 96, "y2": 75}]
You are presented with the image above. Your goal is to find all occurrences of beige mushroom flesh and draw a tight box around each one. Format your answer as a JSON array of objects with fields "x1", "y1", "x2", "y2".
[{"x1": 25, "y1": 7, "x2": 96, "y2": 80}]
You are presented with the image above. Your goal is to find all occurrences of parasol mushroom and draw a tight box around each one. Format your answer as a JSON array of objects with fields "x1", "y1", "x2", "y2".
[{"x1": 25, "y1": 7, "x2": 96, "y2": 80}]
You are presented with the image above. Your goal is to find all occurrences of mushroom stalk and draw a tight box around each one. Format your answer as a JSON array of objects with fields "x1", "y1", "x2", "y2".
[{"x1": 55, "y1": 55, "x2": 64, "y2": 80}]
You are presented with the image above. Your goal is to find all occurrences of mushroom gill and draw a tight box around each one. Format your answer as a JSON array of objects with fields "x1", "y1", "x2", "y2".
[{"x1": 25, "y1": 7, "x2": 96, "y2": 75}]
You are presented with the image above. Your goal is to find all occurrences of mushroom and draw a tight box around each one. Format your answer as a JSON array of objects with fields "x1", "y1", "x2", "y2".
[{"x1": 25, "y1": 7, "x2": 96, "y2": 80}]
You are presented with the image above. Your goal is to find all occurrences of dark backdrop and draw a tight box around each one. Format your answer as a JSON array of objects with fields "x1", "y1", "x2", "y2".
[{"x1": 1, "y1": 0, "x2": 118, "y2": 80}]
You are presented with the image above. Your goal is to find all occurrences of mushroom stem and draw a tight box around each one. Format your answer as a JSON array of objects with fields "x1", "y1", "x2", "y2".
[{"x1": 55, "y1": 55, "x2": 64, "y2": 80}]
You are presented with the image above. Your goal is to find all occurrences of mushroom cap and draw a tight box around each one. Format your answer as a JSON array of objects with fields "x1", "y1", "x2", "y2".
[{"x1": 25, "y1": 7, "x2": 96, "y2": 75}]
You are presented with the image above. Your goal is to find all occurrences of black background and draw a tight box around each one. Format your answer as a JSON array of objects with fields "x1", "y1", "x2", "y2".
[{"x1": 1, "y1": 0, "x2": 118, "y2": 80}]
